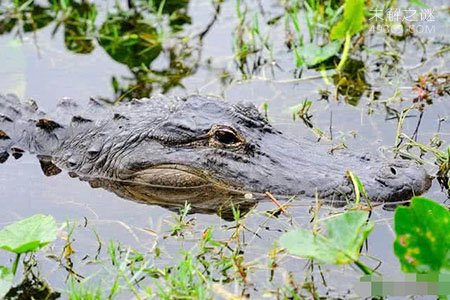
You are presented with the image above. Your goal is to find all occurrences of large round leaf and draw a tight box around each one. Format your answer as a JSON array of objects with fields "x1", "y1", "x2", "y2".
[{"x1": 0, "y1": 214, "x2": 57, "y2": 254}]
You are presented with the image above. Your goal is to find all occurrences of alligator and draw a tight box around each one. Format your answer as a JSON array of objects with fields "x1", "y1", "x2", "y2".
[{"x1": 0, "y1": 94, "x2": 432, "y2": 217}]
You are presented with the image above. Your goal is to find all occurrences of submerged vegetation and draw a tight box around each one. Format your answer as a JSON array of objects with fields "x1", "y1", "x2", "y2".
[{"x1": 0, "y1": 0, "x2": 449, "y2": 298}]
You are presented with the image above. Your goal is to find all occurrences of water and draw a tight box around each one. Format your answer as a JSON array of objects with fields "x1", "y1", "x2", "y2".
[{"x1": 0, "y1": 0, "x2": 449, "y2": 298}]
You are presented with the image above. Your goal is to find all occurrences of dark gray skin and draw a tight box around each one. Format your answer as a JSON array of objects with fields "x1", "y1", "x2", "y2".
[{"x1": 0, "y1": 94, "x2": 432, "y2": 215}]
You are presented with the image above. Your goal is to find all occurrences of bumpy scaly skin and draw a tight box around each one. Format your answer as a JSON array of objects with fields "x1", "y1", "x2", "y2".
[{"x1": 0, "y1": 94, "x2": 432, "y2": 208}]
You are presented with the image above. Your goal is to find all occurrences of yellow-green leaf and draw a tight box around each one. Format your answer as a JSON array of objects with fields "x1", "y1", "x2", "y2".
[
  {"x1": 0, "y1": 215, "x2": 57, "y2": 254},
  {"x1": 330, "y1": 0, "x2": 365, "y2": 40}
]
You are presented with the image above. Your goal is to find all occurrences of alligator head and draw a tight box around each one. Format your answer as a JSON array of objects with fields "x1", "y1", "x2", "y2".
[{"x1": 53, "y1": 95, "x2": 432, "y2": 201}]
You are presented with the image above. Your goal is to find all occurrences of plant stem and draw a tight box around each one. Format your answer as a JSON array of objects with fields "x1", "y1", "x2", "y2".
[
  {"x1": 354, "y1": 260, "x2": 373, "y2": 275},
  {"x1": 336, "y1": 32, "x2": 351, "y2": 71},
  {"x1": 11, "y1": 253, "x2": 21, "y2": 275}
]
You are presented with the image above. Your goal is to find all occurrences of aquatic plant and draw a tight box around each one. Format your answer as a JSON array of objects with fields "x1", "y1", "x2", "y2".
[
  {"x1": 0, "y1": 214, "x2": 57, "y2": 298},
  {"x1": 394, "y1": 197, "x2": 450, "y2": 273}
]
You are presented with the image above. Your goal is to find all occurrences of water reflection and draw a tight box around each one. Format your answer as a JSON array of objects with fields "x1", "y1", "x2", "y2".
[
  {"x1": 81, "y1": 176, "x2": 258, "y2": 221},
  {"x1": 332, "y1": 58, "x2": 369, "y2": 106},
  {"x1": 0, "y1": 1, "x2": 54, "y2": 34},
  {"x1": 59, "y1": 1, "x2": 97, "y2": 54},
  {"x1": 98, "y1": 12, "x2": 162, "y2": 68},
  {"x1": 4, "y1": 273, "x2": 60, "y2": 300},
  {"x1": 0, "y1": 0, "x2": 200, "y2": 101}
]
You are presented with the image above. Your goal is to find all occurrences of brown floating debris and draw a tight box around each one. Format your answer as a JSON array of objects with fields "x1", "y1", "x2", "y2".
[{"x1": 265, "y1": 191, "x2": 287, "y2": 213}]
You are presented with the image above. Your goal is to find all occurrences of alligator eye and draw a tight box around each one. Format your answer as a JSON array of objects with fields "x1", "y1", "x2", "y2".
[
  {"x1": 209, "y1": 125, "x2": 243, "y2": 147},
  {"x1": 214, "y1": 129, "x2": 239, "y2": 145}
]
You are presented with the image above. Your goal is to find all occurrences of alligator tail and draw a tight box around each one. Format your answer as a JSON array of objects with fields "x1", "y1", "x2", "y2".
[{"x1": 0, "y1": 94, "x2": 63, "y2": 163}]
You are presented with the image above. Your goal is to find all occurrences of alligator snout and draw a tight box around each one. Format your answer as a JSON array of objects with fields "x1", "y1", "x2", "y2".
[{"x1": 371, "y1": 160, "x2": 433, "y2": 202}]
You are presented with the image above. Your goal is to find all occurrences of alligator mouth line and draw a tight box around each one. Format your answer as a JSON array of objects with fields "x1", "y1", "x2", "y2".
[{"x1": 122, "y1": 163, "x2": 243, "y2": 191}]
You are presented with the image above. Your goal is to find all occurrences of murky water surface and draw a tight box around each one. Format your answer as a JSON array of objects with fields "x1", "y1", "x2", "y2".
[{"x1": 0, "y1": 0, "x2": 449, "y2": 298}]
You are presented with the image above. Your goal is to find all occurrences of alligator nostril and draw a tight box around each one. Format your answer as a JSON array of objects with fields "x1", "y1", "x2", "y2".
[{"x1": 390, "y1": 167, "x2": 397, "y2": 175}]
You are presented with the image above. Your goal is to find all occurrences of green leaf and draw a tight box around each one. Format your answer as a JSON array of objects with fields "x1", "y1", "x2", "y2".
[
  {"x1": 0, "y1": 215, "x2": 57, "y2": 254},
  {"x1": 394, "y1": 197, "x2": 450, "y2": 273},
  {"x1": 280, "y1": 210, "x2": 374, "y2": 264},
  {"x1": 0, "y1": 266, "x2": 13, "y2": 298},
  {"x1": 330, "y1": 0, "x2": 365, "y2": 40},
  {"x1": 408, "y1": 0, "x2": 427, "y2": 7},
  {"x1": 296, "y1": 41, "x2": 342, "y2": 67},
  {"x1": 346, "y1": 171, "x2": 369, "y2": 204}
]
